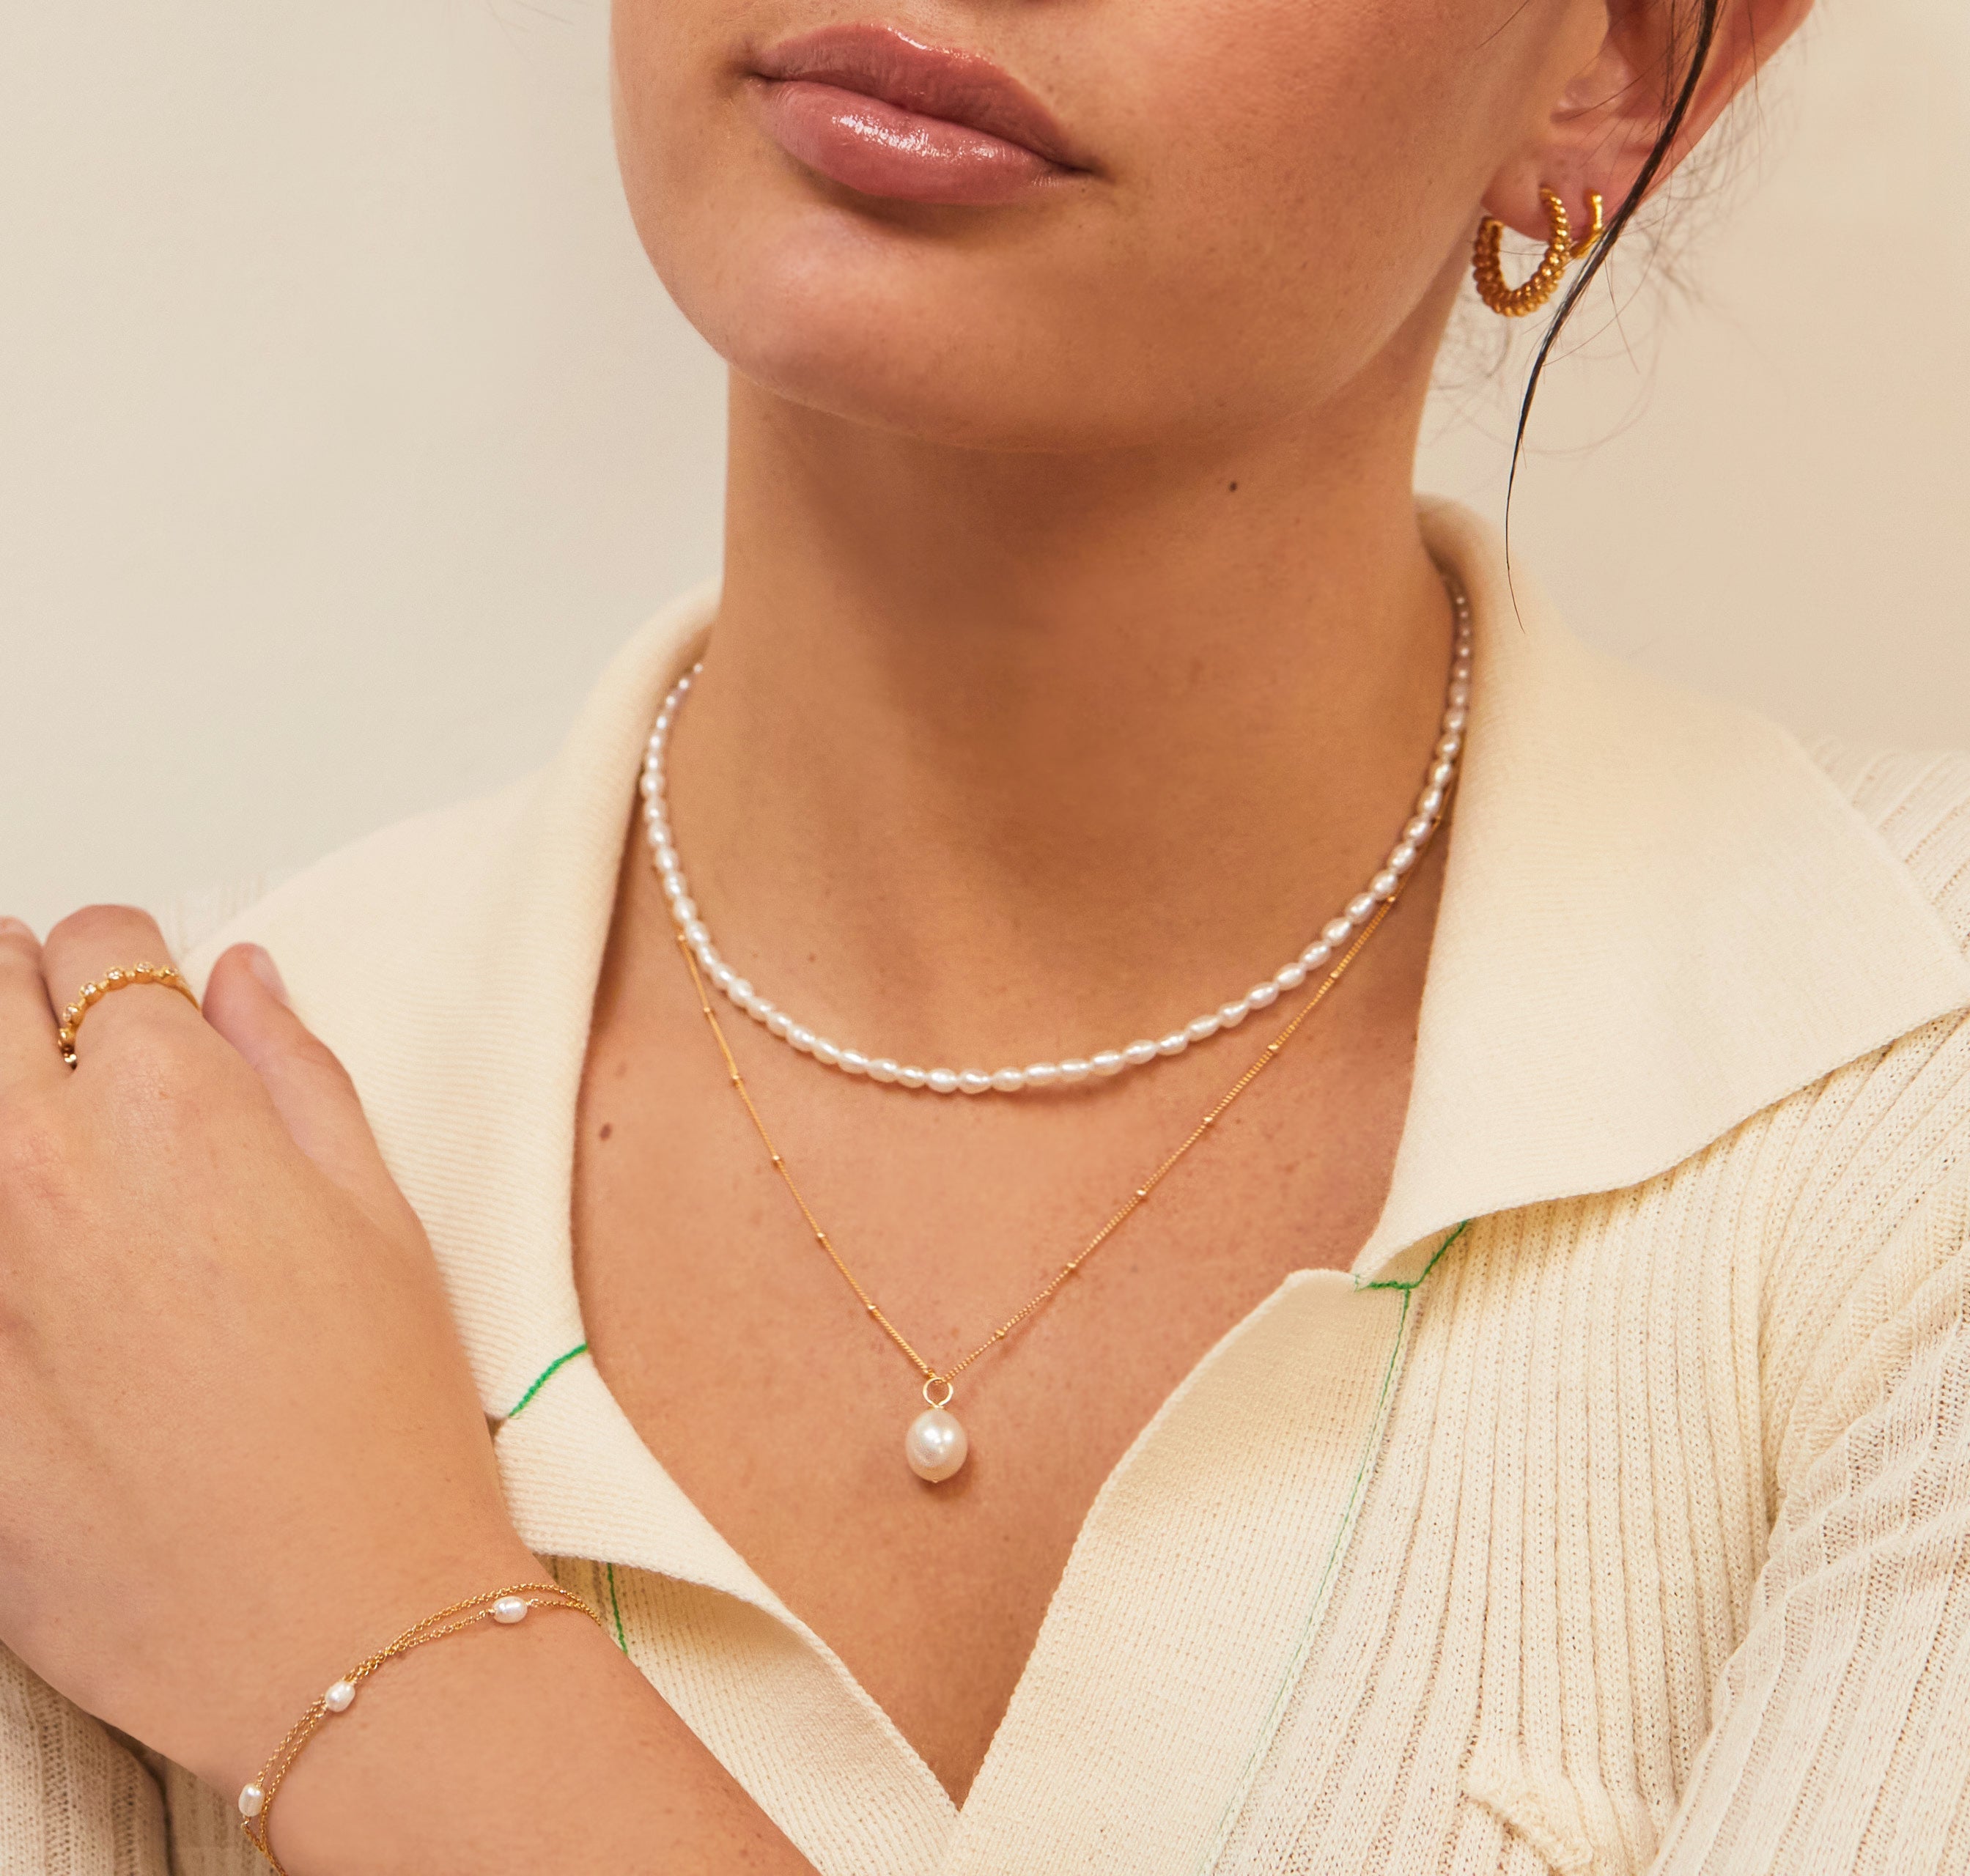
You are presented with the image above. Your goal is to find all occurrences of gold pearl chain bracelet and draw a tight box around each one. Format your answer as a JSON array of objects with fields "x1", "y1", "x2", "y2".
[{"x1": 237, "y1": 1583, "x2": 602, "y2": 1873}]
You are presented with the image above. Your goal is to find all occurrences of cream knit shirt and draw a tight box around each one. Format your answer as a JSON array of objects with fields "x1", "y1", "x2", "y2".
[{"x1": 8, "y1": 503, "x2": 1970, "y2": 1875}]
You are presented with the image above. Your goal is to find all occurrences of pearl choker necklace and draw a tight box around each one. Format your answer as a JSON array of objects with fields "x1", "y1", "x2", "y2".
[{"x1": 640, "y1": 577, "x2": 1472, "y2": 1093}]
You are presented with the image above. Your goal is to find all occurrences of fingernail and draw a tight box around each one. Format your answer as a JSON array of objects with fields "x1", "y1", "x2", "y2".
[{"x1": 244, "y1": 945, "x2": 290, "y2": 1008}]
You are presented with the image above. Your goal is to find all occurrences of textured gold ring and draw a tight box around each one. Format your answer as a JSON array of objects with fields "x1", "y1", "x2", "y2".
[{"x1": 58, "y1": 964, "x2": 201, "y2": 1067}]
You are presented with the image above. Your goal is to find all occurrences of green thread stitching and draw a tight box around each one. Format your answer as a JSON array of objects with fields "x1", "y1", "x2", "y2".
[
  {"x1": 1356, "y1": 1216, "x2": 1472, "y2": 1294},
  {"x1": 1193, "y1": 1220, "x2": 1473, "y2": 1875},
  {"x1": 605, "y1": 1563, "x2": 628, "y2": 1654},
  {"x1": 506, "y1": 1342, "x2": 589, "y2": 1421}
]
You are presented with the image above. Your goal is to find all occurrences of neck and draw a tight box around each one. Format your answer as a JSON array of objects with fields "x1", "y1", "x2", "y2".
[{"x1": 661, "y1": 356, "x2": 1456, "y2": 1067}]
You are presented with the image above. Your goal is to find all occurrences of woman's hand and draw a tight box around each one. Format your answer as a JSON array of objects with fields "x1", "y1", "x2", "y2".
[{"x1": 0, "y1": 905, "x2": 542, "y2": 1796}]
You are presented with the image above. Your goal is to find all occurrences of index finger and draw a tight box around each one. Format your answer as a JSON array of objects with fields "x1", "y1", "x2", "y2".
[{"x1": 39, "y1": 906, "x2": 207, "y2": 1071}]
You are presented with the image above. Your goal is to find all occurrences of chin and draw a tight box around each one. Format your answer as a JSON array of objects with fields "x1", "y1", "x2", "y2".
[{"x1": 649, "y1": 204, "x2": 1162, "y2": 454}]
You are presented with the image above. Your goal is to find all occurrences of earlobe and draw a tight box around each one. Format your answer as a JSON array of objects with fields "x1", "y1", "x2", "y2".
[
  {"x1": 1485, "y1": 0, "x2": 1817, "y2": 241},
  {"x1": 1478, "y1": 29, "x2": 1654, "y2": 244}
]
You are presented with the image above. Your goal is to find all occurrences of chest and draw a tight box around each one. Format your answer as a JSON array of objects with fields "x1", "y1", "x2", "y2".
[{"x1": 572, "y1": 1010, "x2": 1420, "y2": 1809}]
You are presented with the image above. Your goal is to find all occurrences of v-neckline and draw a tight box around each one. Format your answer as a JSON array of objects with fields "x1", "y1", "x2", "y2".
[{"x1": 494, "y1": 1255, "x2": 1431, "y2": 1876}]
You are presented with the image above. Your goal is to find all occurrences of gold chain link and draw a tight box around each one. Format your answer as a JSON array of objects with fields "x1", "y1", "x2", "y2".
[{"x1": 679, "y1": 886, "x2": 1400, "y2": 1397}]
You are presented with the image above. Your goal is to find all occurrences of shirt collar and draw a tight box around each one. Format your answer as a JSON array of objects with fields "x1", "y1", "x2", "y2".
[{"x1": 1355, "y1": 502, "x2": 1970, "y2": 1279}]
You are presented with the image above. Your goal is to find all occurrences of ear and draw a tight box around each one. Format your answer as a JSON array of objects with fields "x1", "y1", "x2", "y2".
[{"x1": 1483, "y1": 0, "x2": 1815, "y2": 242}]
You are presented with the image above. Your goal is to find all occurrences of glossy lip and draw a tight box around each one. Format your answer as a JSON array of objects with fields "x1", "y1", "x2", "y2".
[{"x1": 748, "y1": 22, "x2": 1096, "y2": 203}]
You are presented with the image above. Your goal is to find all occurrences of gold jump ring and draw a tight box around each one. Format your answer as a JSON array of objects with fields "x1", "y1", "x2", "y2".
[{"x1": 57, "y1": 964, "x2": 201, "y2": 1068}]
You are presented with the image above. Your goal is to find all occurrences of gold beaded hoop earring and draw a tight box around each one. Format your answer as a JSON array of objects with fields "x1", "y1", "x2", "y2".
[{"x1": 1472, "y1": 187, "x2": 1605, "y2": 318}]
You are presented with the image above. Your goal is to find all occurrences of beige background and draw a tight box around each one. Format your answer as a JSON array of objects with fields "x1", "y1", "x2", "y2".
[{"x1": 4, "y1": 0, "x2": 1965, "y2": 934}]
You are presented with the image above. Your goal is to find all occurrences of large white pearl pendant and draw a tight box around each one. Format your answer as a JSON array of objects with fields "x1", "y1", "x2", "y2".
[{"x1": 906, "y1": 1381, "x2": 969, "y2": 1482}]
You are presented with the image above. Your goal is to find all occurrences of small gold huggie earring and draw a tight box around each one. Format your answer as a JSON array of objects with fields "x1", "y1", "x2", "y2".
[{"x1": 1472, "y1": 187, "x2": 1605, "y2": 318}]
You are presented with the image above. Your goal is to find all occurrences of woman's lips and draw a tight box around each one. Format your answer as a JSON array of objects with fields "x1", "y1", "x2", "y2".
[{"x1": 749, "y1": 23, "x2": 1091, "y2": 207}]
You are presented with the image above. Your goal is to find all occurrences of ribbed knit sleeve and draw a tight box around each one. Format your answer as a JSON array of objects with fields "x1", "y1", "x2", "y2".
[
  {"x1": 0, "y1": 1650, "x2": 167, "y2": 1875},
  {"x1": 1652, "y1": 1167, "x2": 1970, "y2": 1869}
]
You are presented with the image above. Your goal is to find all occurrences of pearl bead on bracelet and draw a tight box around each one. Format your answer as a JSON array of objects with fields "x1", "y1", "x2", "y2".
[{"x1": 641, "y1": 576, "x2": 1472, "y2": 1094}]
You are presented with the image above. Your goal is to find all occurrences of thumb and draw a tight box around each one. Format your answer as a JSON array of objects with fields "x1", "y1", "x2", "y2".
[{"x1": 201, "y1": 943, "x2": 420, "y2": 1240}]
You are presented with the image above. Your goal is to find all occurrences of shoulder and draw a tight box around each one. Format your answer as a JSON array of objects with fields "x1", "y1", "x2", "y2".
[
  {"x1": 1811, "y1": 740, "x2": 1970, "y2": 950},
  {"x1": 166, "y1": 589, "x2": 711, "y2": 994},
  {"x1": 166, "y1": 775, "x2": 540, "y2": 983},
  {"x1": 1776, "y1": 738, "x2": 1970, "y2": 1172},
  {"x1": 1751, "y1": 742, "x2": 1970, "y2": 1458}
]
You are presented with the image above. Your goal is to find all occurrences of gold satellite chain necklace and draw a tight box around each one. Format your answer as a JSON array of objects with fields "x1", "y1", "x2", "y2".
[{"x1": 676, "y1": 889, "x2": 1400, "y2": 1483}]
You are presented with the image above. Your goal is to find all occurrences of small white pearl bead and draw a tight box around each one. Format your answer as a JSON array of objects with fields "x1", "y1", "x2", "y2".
[
  {"x1": 927, "y1": 1069, "x2": 959, "y2": 1093},
  {"x1": 746, "y1": 997, "x2": 774, "y2": 1024},
  {"x1": 1418, "y1": 787, "x2": 1447, "y2": 817},
  {"x1": 1428, "y1": 760, "x2": 1456, "y2": 788},
  {"x1": 838, "y1": 1050, "x2": 870, "y2": 1076},
  {"x1": 1157, "y1": 1032, "x2": 1189, "y2": 1057},
  {"x1": 868, "y1": 1059, "x2": 900, "y2": 1084},
  {"x1": 1092, "y1": 1052, "x2": 1128, "y2": 1077},
  {"x1": 1447, "y1": 681, "x2": 1471, "y2": 707},
  {"x1": 710, "y1": 961, "x2": 737, "y2": 991},
  {"x1": 898, "y1": 1066, "x2": 929, "y2": 1089},
  {"x1": 1219, "y1": 999, "x2": 1251, "y2": 1027},
  {"x1": 1403, "y1": 816, "x2": 1432, "y2": 844},
  {"x1": 1323, "y1": 917, "x2": 1354, "y2": 947},
  {"x1": 325, "y1": 1680, "x2": 357, "y2": 1714},
  {"x1": 1187, "y1": 1015, "x2": 1220, "y2": 1043},
  {"x1": 957, "y1": 1071, "x2": 993, "y2": 1096},
  {"x1": 1389, "y1": 843, "x2": 1420, "y2": 874},
  {"x1": 1248, "y1": 981, "x2": 1280, "y2": 1009},
  {"x1": 1437, "y1": 734, "x2": 1462, "y2": 759},
  {"x1": 1301, "y1": 941, "x2": 1332, "y2": 970},
  {"x1": 1275, "y1": 962, "x2": 1307, "y2": 991},
  {"x1": 1124, "y1": 1041, "x2": 1159, "y2": 1068},
  {"x1": 812, "y1": 1039, "x2": 843, "y2": 1068},
  {"x1": 1443, "y1": 706, "x2": 1468, "y2": 731},
  {"x1": 990, "y1": 1068, "x2": 1026, "y2": 1093},
  {"x1": 1060, "y1": 1059, "x2": 1093, "y2": 1082},
  {"x1": 682, "y1": 919, "x2": 709, "y2": 946},
  {"x1": 492, "y1": 1596, "x2": 529, "y2": 1625},
  {"x1": 1023, "y1": 1063, "x2": 1060, "y2": 1089},
  {"x1": 1371, "y1": 870, "x2": 1401, "y2": 899},
  {"x1": 238, "y1": 1784, "x2": 265, "y2": 1820},
  {"x1": 1346, "y1": 893, "x2": 1379, "y2": 923},
  {"x1": 768, "y1": 1011, "x2": 794, "y2": 1038},
  {"x1": 671, "y1": 894, "x2": 696, "y2": 922},
  {"x1": 789, "y1": 1026, "x2": 816, "y2": 1053}
]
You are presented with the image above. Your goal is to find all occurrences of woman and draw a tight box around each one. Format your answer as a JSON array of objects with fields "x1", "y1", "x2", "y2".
[{"x1": 7, "y1": 0, "x2": 1968, "y2": 1869}]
